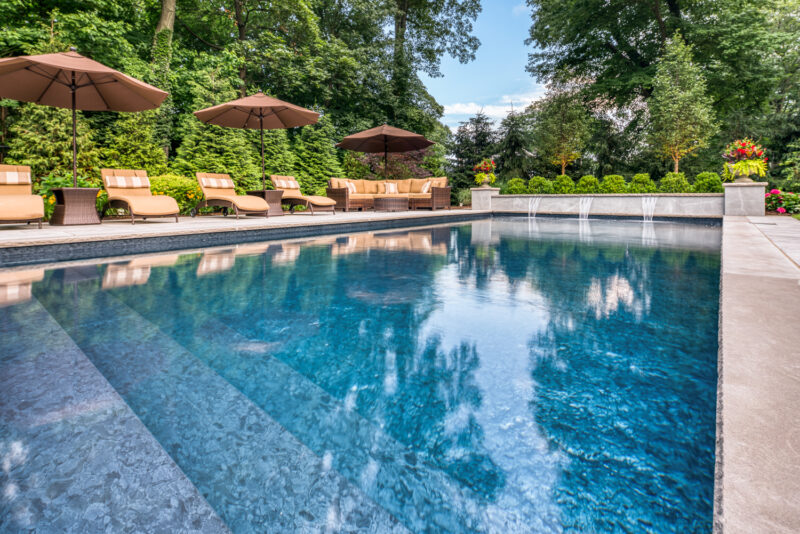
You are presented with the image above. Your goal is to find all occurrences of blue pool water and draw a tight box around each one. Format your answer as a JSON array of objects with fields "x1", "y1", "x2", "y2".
[{"x1": 1, "y1": 218, "x2": 721, "y2": 532}]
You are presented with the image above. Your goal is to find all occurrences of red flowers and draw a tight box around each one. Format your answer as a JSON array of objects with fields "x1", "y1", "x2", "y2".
[{"x1": 723, "y1": 138, "x2": 767, "y2": 165}]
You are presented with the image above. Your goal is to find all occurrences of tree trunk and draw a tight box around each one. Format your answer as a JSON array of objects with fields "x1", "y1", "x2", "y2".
[
  {"x1": 152, "y1": 0, "x2": 176, "y2": 158},
  {"x1": 673, "y1": 157, "x2": 680, "y2": 173},
  {"x1": 391, "y1": 0, "x2": 410, "y2": 122},
  {"x1": 561, "y1": 159, "x2": 567, "y2": 175},
  {"x1": 234, "y1": 0, "x2": 248, "y2": 97}
]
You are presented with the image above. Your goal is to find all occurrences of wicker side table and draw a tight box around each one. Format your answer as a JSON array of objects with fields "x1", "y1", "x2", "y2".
[
  {"x1": 49, "y1": 187, "x2": 101, "y2": 225},
  {"x1": 373, "y1": 195, "x2": 409, "y2": 212},
  {"x1": 247, "y1": 190, "x2": 284, "y2": 216}
]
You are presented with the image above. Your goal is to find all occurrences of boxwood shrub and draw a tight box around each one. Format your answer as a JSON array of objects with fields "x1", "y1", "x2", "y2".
[
  {"x1": 692, "y1": 172, "x2": 724, "y2": 193},
  {"x1": 150, "y1": 173, "x2": 204, "y2": 214},
  {"x1": 505, "y1": 177, "x2": 528, "y2": 194},
  {"x1": 575, "y1": 175, "x2": 599, "y2": 194},
  {"x1": 628, "y1": 173, "x2": 658, "y2": 193},
  {"x1": 599, "y1": 174, "x2": 627, "y2": 193},
  {"x1": 658, "y1": 172, "x2": 692, "y2": 193},
  {"x1": 552, "y1": 174, "x2": 575, "y2": 194},
  {"x1": 528, "y1": 176, "x2": 554, "y2": 194}
]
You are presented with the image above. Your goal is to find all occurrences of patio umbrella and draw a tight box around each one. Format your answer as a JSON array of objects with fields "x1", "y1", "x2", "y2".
[
  {"x1": 194, "y1": 92, "x2": 319, "y2": 190},
  {"x1": 336, "y1": 124, "x2": 434, "y2": 178},
  {"x1": 0, "y1": 48, "x2": 169, "y2": 187}
]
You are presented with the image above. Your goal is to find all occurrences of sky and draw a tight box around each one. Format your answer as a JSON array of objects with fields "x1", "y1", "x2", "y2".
[{"x1": 419, "y1": 1, "x2": 545, "y2": 130}]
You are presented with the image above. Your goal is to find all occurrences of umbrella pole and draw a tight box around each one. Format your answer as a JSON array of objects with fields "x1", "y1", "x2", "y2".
[
  {"x1": 71, "y1": 72, "x2": 77, "y2": 187},
  {"x1": 260, "y1": 115, "x2": 265, "y2": 190},
  {"x1": 384, "y1": 136, "x2": 388, "y2": 179}
]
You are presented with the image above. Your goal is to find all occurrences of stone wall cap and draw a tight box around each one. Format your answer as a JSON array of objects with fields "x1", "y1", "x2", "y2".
[{"x1": 722, "y1": 182, "x2": 768, "y2": 187}]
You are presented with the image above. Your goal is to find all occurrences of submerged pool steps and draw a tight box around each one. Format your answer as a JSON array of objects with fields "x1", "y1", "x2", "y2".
[
  {"x1": 114, "y1": 290, "x2": 501, "y2": 533},
  {"x1": 0, "y1": 298, "x2": 228, "y2": 533},
  {"x1": 33, "y1": 283, "x2": 407, "y2": 533}
]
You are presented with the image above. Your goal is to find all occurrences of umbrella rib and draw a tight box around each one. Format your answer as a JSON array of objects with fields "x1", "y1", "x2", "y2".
[
  {"x1": 87, "y1": 73, "x2": 112, "y2": 110},
  {"x1": 26, "y1": 66, "x2": 62, "y2": 102}
]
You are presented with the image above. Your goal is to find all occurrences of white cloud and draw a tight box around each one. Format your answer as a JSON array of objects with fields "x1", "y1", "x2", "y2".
[
  {"x1": 441, "y1": 83, "x2": 547, "y2": 128},
  {"x1": 512, "y1": 3, "x2": 531, "y2": 16}
]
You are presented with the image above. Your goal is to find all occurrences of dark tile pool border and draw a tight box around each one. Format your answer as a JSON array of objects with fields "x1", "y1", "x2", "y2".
[
  {"x1": 495, "y1": 211, "x2": 723, "y2": 225},
  {"x1": 0, "y1": 212, "x2": 486, "y2": 268}
]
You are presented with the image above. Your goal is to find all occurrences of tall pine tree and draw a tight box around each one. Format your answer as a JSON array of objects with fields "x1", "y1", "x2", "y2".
[
  {"x1": 103, "y1": 112, "x2": 168, "y2": 176},
  {"x1": 648, "y1": 32, "x2": 716, "y2": 172}
]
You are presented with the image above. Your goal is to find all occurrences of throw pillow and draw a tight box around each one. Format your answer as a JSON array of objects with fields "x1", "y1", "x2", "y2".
[
  {"x1": 420, "y1": 180, "x2": 432, "y2": 194},
  {"x1": 385, "y1": 182, "x2": 398, "y2": 194}
]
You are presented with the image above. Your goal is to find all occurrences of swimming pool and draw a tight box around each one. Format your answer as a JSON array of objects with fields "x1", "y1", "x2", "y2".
[{"x1": 1, "y1": 217, "x2": 721, "y2": 532}]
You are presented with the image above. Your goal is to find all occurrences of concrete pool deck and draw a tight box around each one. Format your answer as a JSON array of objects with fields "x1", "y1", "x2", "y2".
[
  {"x1": 716, "y1": 215, "x2": 800, "y2": 533},
  {"x1": 1, "y1": 210, "x2": 798, "y2": 532}
]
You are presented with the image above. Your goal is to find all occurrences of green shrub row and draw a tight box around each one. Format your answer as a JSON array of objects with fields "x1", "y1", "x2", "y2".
[{"x1": 502, "y1": 172, "x2": 724, "y2": 195}]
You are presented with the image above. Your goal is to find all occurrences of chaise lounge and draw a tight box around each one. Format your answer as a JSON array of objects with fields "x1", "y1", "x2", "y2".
[
  {"x1": 270, "y1": 175, "x2": 336, "y2": 214},
  {"x1": 0, "y1": 165, "x2": 44, "y2": 228},
  {"x1": 193, "y1": 173, "x2": 269, "y2": 218},
  {"x1": 326, "y1": 177, "x2": 450, "y2": 212},
  {"x1": 101, "y1": 168, "x2": 180, "y2": 224}
]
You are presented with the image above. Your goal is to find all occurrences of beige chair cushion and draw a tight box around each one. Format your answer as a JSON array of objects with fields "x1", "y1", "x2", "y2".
[
  {"x1": 351, "y1": 180, "x2": 365, "y2": 194},
  {"x1": 397, "y1": 180, "x2": 411, "y2": 193},
  {"x1": 114, "y1": 194, "x2": 179, "y2": 216},
  {"x1": 330, "y1": 178, "x2": 342, "y2": 189},
  {"x1": 0, "y1": 194, "x2": 45, "y2": 220},
  {"x1": 348, "y1": 193, "x2": 375, "y2": 200},
  {"x1": 197, "y1": 173, "x2": 235, "y2": 189},
  {"x1": 407, "y1": 193, "x2": 433, "y2": 199},
  {"x1": 102, "y1": 169, "x2": 151, "y2": 189},
  {"x1": 0, "y1": 165, "x2": 32, "y2": 185},
  {"x1": 270, "y1": 175, "x2": 301, "y2": 190},
  {"x1": 304, "y1": 195, "x2": 336, "y2": 206},
  {"x1": 217, "y1": 193, "x2": 268, "y2": 211}
]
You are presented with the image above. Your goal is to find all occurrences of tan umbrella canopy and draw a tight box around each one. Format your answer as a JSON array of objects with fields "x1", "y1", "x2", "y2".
[
  {"x1": 194, "y1": 92, "x2": 319, "y2": 190},
  {"x1": 0, "y1": 48, "x2": 169, "y2": 186},
  {"x1": 336, "y1": 124, "x2": 435, "y2": 177}
]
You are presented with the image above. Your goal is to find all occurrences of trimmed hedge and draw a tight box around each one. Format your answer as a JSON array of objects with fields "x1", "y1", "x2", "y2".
[
  {"x1": 552, "y1": 174, "x2": 575, "y2": 194},
  {"x1": 659, "y1": 172, "x2": 692, "y2": 193},
  {"x1": 150, "y1": 174, "x2": 204, "y2": 214},
  {"x1": 575, "y1": 175, "x2": 599, "y2": 194},
  {"x1": 528, "y1": 176, "x2": 554, "y2": 194},
  {"x1": 599, "y1": 174, "x2": 627, "y2": 193},
  {"x1": 505, "y1": 177, "x2": 528, "y2": 194},
  {"x1": 692, "y1": 172, "x2": 724, "y2": 193},
  {"x1": 628, "y1": 173, "x2": 657, "y2": 193}
]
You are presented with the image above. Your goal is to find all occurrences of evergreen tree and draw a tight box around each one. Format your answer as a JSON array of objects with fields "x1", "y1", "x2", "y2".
[
  {"x1": 292, "y1": 116, "x2": 343, "y2": 195},
  {"x1": 648, "y1": 32, "x2": 716, "y2": 172},
  {"x1": 498, "y1": 110, "x2": 534, "y2": 178},
  {"x1": 6, "y1": 103, "x2": 102, "y2": 181},
  {"x1": 450, "y1": 112, "x2": 498, "y2": 191},
  {"x1": 531, "y1": 87, "x2": 591, "y2": 175},
  {"x1": 171, "y1": 123, "x2": 261, "y2": 190},
  {"x1": 103, "y1": 112, "x2": 168, "y2": 176},
  {"x1": 256, "y1": 129, "x2": 296, "y2": 178}
]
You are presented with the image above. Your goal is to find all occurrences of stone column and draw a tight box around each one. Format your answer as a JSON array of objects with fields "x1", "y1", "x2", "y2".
[
  {"x1": 471, "y1": 187, "x2": 499, "y2": 211},
  {"x1": 723, "y1": 182, "x2": 767, "y2": 216}
]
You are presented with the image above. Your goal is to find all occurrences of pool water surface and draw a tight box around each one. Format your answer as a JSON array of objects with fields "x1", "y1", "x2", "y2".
[{"x1": 1, "y1": 218, "x2": 721, "y2": 533}]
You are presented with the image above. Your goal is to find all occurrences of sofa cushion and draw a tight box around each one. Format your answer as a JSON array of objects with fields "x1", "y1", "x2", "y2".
[
  {"x1": 353, "y1": 180, "x2": 366, "y2": 193},
  {"x1": 397, "y1": 179, "x2": 411, "y2": 193},
  {"x1": 384, "y1": 182, "x2": 398, "y2": 194},
  {"x1": 364, "y1": 180, "x2": 380, "y2": 194},
  {"x1": 409, "y1": 178, "x2": 428, "y2": 193},
  {"x1": 349, "y1": 193, "x2": 374, "y2": 200},
  {"x1": 330, "y1": 178, "x2": 341, "y2": 189},
  {"x1": 431, "y1": 177, "x2": 448, "y2": 188}
]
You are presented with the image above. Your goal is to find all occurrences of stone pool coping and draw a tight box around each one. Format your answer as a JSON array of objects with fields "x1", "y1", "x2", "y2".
[{"x1": 715, "y1": 215, "x2": 800, "y2": 533}]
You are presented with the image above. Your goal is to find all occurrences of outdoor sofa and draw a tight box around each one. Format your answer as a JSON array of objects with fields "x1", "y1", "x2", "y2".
[
  {"x1": 101, "y1": 168, "x2": 180, "y2": 224},
  {"x1": 0, "y1": 164, "x2": 44, "y2": 228},
  {"x1": 326, "y1": 177, "x2": 450, "y2": 212}
]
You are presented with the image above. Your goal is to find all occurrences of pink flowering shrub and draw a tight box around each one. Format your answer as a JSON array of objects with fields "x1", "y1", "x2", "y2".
[{"x1": 765, "y1": 189, "x2": 800, "y2": 214}]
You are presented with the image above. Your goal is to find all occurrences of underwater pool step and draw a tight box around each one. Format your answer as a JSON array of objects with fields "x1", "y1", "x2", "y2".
[
  {"x1": 34, "y1": 285, "x2": 408, "y2": 533},
  {"x1": 0, "y1": 297, "x2": 229, "y2": 534}
]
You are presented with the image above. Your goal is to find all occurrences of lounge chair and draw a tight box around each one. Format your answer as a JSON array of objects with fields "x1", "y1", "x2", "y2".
[
  {"x1": 194, "y1": 173, "x2": 269, "y2": 218},
  {"x1": 0, "y1": 165, "x2": 44, "y2": 228},
  {"x1": 101, "y1": 168, "x2": 179, "y2": 224},
  {"x1": 270, "y1": 175, "x2": 336, "y2": 215}
]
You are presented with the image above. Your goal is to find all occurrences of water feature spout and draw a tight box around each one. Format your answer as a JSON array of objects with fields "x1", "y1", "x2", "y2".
[
  {"x1": 528, "y1": 197, "x2": 541, "y2": 218},
  {"x1": 578, "y1": 197, "x2": 592, "y2": 220},
  {"x1": 642, "y1": 196, "x2": 657, "y2": 223}
]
